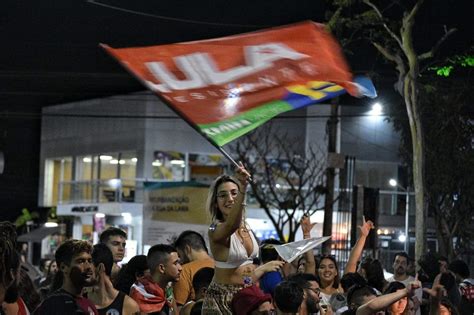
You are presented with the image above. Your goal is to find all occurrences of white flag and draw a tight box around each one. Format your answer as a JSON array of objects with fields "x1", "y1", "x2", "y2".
[{"x1": 274, "y1": 236, "x2": 331, "y2": 263}]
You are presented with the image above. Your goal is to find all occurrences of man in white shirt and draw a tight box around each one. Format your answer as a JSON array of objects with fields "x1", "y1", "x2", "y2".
[{"x1": 386, "y1": 252, "x2": 422, "y2": 315}]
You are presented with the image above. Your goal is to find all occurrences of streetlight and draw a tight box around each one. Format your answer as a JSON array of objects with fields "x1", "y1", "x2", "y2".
[{"x1": 389, "y1": 178, "x2": 410, "y2": 253}]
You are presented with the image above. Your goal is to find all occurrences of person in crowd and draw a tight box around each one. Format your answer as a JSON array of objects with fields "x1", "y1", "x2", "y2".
[
  {"x1": 0, "y1": 222, "x2": 18, "y2": 306},
  {"x1": 130, "y1": 244, "x2": 181, "y2": 315},
  {"x1": 448, "y1": 259, "x2": 474, "y2": 314},
  {"x1": 346, "y1": 284, "x2": 378, "y2": 313},
  {"x1": 231, "y1": 284, "x2": 275, "y2": 315},
  {"x1": 180, "y1": 267, "x2": 214, "y2": 315},
  {"x1": 39, "y1": 259, "x2": 58, "y2": 299},
  {"x1": 1, "y1": 251, "x2": 31, "y2": 315},
  {"x1": 423, "y1": 282, "x2": 459, "y2": 315},
  {"x1": 359, "y1": 257, "x2": 388, "y2": 294},
  {"x1": 35, "y1": 258, "x2": 51, "y2": 287},
  {"x1": 18, "y1": 267, "x2": 41, "y2": 313},
  {"x1": 87, "y1": 243, "x2": 140, "y2": 315},
  {"x1": 438, "y1": 257, "x2": 449, "y2": 274},
  {"x1": 340, "y1": 272, "x2": 367, "y2": 293},
  {"x1": 317, "y1": 216, "x2": 374, "y2": 309},
  {"x1": 297, "y1": 256, "x2": 307, "y2": 274},
  {"x1": 438, "y1": 272, "x2": 461, "y2": 307},
  {"x1": 114, "y1": 255, "x2": 149, "y2": 295},
  {"x1": 273, "y1": 281, "x2": 304, "y2": 314},
  {"x1": 202, "y1": 164, "x2": 285, "y2": 314},
  {"x1": 407, "y1": 258, "x2": 417, "y2": 278},
  {"x1": 299, "y1": 215, "x2": 317, "y2": 275},
  {"x1": 33, "y1": 239, "x2": 98, "y2": 315},
  {"x1": 386, "y1": 252, "x2": 422, "y2": 314},
  {"x1": 317, "y1": 255, "x2": 343, "y2": 307},
  {"x1": 287, "y1": 273, "x2": 331, "y2": 315},
  {"x1": 173, "y1": 230, "x2": 214, "y2": 308},
  {"x1": 100, "y1": 227, "x2": 128, "y2": 281},
  {"x1": 384, "y1": 281, "x2": 408, "y2": 315},
  {"x1": 345, "y1": 216, "x2": 374, "y2": 276},
  {"x1": 417, "y1": 252, "x2": 442, "y2": 314},
  {"x1": 259, "y1": 239, "x2": 284, "y2": 296},
  {"x1": 404, "y1": 297, "x2": 417, "y2": 315},
  {"x1": 355, "y1": 278, "x2": 421, "y2": 315}
]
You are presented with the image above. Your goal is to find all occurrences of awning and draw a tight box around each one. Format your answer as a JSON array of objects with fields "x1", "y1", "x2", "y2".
[{"x1": 17, "y1": 226, "x2": 59, "y2": 242}]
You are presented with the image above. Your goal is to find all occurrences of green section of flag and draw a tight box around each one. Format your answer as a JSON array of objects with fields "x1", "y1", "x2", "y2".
[{"x1": 198, "y1": 100, "x2": 293, "y2": 146}]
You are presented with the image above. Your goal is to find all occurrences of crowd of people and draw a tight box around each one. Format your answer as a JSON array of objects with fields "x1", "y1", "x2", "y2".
[{"x1": 0, "y1": 164, "x2": 473, "y2": 315}]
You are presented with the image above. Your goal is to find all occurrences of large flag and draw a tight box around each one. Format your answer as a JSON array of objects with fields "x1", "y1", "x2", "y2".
[{"x1": 103, "y1": 21, "x2": 376, "y2": 147}]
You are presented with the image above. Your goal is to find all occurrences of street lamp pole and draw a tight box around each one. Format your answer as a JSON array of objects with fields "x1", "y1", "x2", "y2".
[
  {"x1": 389, "y1": 179, "x2": 410, "y2": 253},
  {"x1": 404, "y1": 188, "x2": 409, "y2": 253}
]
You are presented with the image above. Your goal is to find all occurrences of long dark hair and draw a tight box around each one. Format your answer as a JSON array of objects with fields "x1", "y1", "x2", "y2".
[
  {"x1": 360, "y1": 257, "x2": 386, "y2": 292},
  {"x1": 0, "y1": 222, "x2": 17, "y2": 289},
  {"x1": 18, "y1": 267, "x2": 41, "y2": 311}
]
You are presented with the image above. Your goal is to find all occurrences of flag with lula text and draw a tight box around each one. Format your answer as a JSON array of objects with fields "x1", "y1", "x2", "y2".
[{"x1": 102, "y1": 21, "x2": 376, "y2": 147}]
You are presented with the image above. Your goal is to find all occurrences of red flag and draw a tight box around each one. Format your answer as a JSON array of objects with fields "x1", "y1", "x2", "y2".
[{"x1": 103, "y1": 21, "x2": 375, "y2": 146}]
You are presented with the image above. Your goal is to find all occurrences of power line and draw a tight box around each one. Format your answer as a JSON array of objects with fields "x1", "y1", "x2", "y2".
[
  {"x1": 86, "y1": 0, "x2": 270, "y2": 28},
  {"x1": 0, "y1": 111, "x2": 393, "y2": 120}
]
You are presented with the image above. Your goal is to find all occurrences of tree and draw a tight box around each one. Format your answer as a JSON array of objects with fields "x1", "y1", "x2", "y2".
[
  {"x1": 229, "y1": 124, "x2": 329, "y2": 242},
  {"x1": 387, "y1": 53, "x2": 474, "y2": 260},
  {"x1": 327, "y1": 0, "x2": 457, "y2": 262}
]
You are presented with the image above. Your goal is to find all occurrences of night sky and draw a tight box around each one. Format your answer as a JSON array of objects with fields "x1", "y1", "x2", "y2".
[{"x1": 0, "y1": 0, "x2": 472, "y2": 221}]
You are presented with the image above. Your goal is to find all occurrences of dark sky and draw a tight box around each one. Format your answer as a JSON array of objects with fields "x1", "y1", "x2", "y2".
[
  {"x1": 0, "y1": 0, "x2": 471, "y2": 221},
  {"x1": 1, "y1": 0, "x2": 471, "y2": 108}
]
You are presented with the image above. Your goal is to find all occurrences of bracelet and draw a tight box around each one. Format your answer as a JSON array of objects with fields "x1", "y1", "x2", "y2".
[{"x1": 241, "y1": 203, "x2": 247, "y2": 207}]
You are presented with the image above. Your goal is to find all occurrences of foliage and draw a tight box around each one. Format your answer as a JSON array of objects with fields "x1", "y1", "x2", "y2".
[
  {"x1": 14, "y1": 208, "x2": 39, "y2": 228},
  {"x1": 229, "y1": 124, "x2": 328, "y2": 242},
  {"x1": 326, "y1": 0, "x2": 461, "y2": 261},
  {"x1": 386, "y1": 56, "x2": 474, "y2": 259},
  {"x1": 429, "y1": 53, "x2": 474, "y2": 77}
]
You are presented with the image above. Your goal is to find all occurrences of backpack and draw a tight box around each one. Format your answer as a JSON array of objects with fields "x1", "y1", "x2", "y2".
[
  {"x1": 460, "y1": 280, "x2": 474, "y2": 303},
  {"x1": 32, "y1": 290, "x2": 86, "y2": 315}
]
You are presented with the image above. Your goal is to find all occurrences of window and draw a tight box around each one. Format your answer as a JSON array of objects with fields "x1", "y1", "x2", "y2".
[
  {"x1": 152, "y1": 151, "x2": 185, "y2": 181},
  {"x1": 43, "y1": 157, "x2": 72, "y2": 206}
]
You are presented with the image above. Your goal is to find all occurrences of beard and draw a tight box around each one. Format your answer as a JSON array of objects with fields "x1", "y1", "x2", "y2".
[
  {"x1": 306, "y1": 295, "x2": 320, "y2": 314},
  {"x1": 69, "y1": 266, "x2": 95, "y2": 287}
]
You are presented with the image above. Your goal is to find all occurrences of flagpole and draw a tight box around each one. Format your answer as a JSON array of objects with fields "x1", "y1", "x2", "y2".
[{"x1": 215, "y1": 146, "x2": 239, "y2": 169}]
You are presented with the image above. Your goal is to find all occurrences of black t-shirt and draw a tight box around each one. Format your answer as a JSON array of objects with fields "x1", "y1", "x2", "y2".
[
  {"x1": 97, "y1": 291, "x2": 125, "y2": 315},
  {"x1": 33, "y1": 289, "x2": 98, "y2": 315}
]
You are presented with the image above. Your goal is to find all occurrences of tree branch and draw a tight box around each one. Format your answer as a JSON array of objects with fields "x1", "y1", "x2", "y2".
[
  {"x1": 419, "y1": 27, "x2": 457, "y2": 61},
  {"x1": 363, "y1": 0, "x2": 403, "y2": 50}
]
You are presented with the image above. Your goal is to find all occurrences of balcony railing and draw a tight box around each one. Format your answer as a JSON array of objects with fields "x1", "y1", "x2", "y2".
[{"x1": 57, "y1": 178, "x2": 169, "y2": 204}]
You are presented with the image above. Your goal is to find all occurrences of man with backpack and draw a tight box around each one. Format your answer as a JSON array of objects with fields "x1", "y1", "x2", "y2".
[{"x1": 33, "y1": 239, "x2": 98, "y2": 315}]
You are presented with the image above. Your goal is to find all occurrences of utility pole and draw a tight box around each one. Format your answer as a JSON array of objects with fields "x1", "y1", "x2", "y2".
[{"x1": 322, "y1": 99, "x2": 339, "y2": 254}]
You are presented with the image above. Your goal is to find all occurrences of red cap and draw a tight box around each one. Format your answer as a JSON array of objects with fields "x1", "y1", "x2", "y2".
[{"x1": 232, "y1": 285, "x2": 272, "y2": 315}]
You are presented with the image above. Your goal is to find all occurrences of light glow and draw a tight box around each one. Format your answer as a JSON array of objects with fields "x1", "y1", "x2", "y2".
[
  {"x1": 108, "y1": 179, "x2": 121, "y2": 189},
  {"x1": 370, "y1": 102, "x2": 383, "y2": 116},
  {"x1": 100, "y1": 155, "x2": 113, "y2": 161},
  {"x1": 170, "y1": 159, "x2": 185, "y2": 165}
]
